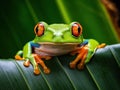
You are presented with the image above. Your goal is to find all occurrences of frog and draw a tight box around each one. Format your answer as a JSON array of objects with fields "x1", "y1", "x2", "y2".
[{"x1": 15, "y1": 21, "x2": 106, "y2": 75}]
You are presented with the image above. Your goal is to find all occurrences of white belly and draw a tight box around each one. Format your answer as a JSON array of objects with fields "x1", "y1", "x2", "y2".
[{"x1": 34, "y1": 43, "x2": 79, "y2": 56}]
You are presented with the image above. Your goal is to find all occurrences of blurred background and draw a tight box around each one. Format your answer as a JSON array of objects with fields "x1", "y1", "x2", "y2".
[{"x1": 0, "y1": 0, "x2": 120, "y2": 58}]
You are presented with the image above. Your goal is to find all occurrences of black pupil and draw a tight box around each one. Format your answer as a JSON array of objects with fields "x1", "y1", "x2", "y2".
[
  {"x1": 78, "y1": 26, "x2": 81, "y2": 33},
  {"x1": 36, "y1": 26, "x2": 39, "y2": 33}
]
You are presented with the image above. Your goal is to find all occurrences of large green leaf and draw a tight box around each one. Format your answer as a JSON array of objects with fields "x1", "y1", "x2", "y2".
[
  {"x1": 0, "y1": 44, "x2": 120, "y2": 90},
  {"x1": 0, "y1": 0, "x2": 119, "y2": 58}
]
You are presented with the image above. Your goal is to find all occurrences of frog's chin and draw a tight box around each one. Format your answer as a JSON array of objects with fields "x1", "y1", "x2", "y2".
[{"x1": 38, "y1": 42, "x2": 80, "y2": 45}]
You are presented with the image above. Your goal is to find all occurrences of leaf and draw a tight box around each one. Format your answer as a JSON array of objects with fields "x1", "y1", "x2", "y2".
[
  {"x1": 0, "y1": 44, "x2": 120, "y2": 90},
  {"x1": 86, "y1": 44, "x2": 120, "y2": 90}
]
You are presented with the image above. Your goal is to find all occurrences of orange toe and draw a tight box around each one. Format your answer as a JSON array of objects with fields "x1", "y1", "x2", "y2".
[
  {"x1": 34, "y1": 67, "x2": 40, "y2": 75},
  {"x1": 15, "y1": 55, "x2": 23, "y2": 60},
  {"x1": 44, "y1": 68, "x2": 50, "y2": 74},
  {"x1": 23, "y1": 60, "x2": 30, "y2": 67}
]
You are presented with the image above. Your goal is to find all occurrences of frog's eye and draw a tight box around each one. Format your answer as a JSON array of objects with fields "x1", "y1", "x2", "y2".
[
  {"x1": 71, "y1": 22, "x2": 82, "y2": 37},
  {"x1": 34, "y1": 23, "x2": 45, "y2": 37}
]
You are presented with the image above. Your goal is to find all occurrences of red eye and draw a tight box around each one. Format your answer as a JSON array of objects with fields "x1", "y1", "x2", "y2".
[
  {"x1": 71, "y1": 23, "x2": 82, "y2": 37},
  {"x1": 34, "y1": 23, "x2": 45, "y2": 37}
]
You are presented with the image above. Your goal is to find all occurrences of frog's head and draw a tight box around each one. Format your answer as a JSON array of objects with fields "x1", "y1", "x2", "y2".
[{"x1": 33, "y1": 21, "x2": 83, "y2": 44}]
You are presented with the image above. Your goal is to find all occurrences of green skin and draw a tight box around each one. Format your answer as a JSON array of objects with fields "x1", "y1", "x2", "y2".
[{"x1": 16, "y1": 21, "x2": 99, "y2": 74}]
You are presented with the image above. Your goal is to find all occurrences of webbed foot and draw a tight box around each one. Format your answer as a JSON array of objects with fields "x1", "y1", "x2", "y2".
[
  {"x1": 34, "y1": 66, "x2": 41, "y2": 75},
  {"x1": 15, "y1": 55, "x2": 24, "y2": 60},
  {"x1": 97, "y1": 43, "x2": 106, "y2": 48},
  {"x1": 24, "y1": 59, "x2": 30, "y2": 67},
  {"x1": 15, "y1": 50, "x2": 24, "y2": 60}
]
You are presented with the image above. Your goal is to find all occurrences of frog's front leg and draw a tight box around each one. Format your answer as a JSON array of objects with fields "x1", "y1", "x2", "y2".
[
  {"x1": 16, "y1": 54, "x2": 51, "y2": 75},
  {"x1": 35, "y1": 54, "x2": 51, "y2": 74},
  {"x1": 70, "y1": 39, "x2": 106, "y2": 70},
  {"x1": 15, "y1": 42, "x2": 51, "y2": 75}
]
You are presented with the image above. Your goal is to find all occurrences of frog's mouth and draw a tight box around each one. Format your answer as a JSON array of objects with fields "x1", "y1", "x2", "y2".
[{"x1": 38, "y1": 42, "x2": 80, "y2": 45}]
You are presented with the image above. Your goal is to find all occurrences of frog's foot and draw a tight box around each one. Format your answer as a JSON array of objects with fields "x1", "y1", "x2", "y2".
[
  {"x1": 15, "y1": 50, "x2": 23, "y2": 60},
  {"x1": 24, "y1": 59, "x2": 30, "y2": 67},
  {"x1": 70, "y1": 45, "x2": 88, "y2": 70},
  {"x1": 32, "y1": 54, "x2": 51, "y2": 74},
  {"x1": 97, "y1": 43, "x2": 106, "y2": 48},
  {"x1": 34, "y1": 65, "x2": 41, "y2": 75},
  {"x1": 15, "y1": 55, "x2": 24, "y2": 60}
]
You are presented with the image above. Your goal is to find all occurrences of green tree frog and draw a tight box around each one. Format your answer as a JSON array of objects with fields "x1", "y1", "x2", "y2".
[{"x1": 15, "y1": 21, "x2": 105, "y2": 75}]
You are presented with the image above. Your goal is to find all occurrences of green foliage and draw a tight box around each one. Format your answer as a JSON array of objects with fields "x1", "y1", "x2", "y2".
[{"x1": 0, "y1": 44, "x2": 120, "y2": 90}]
